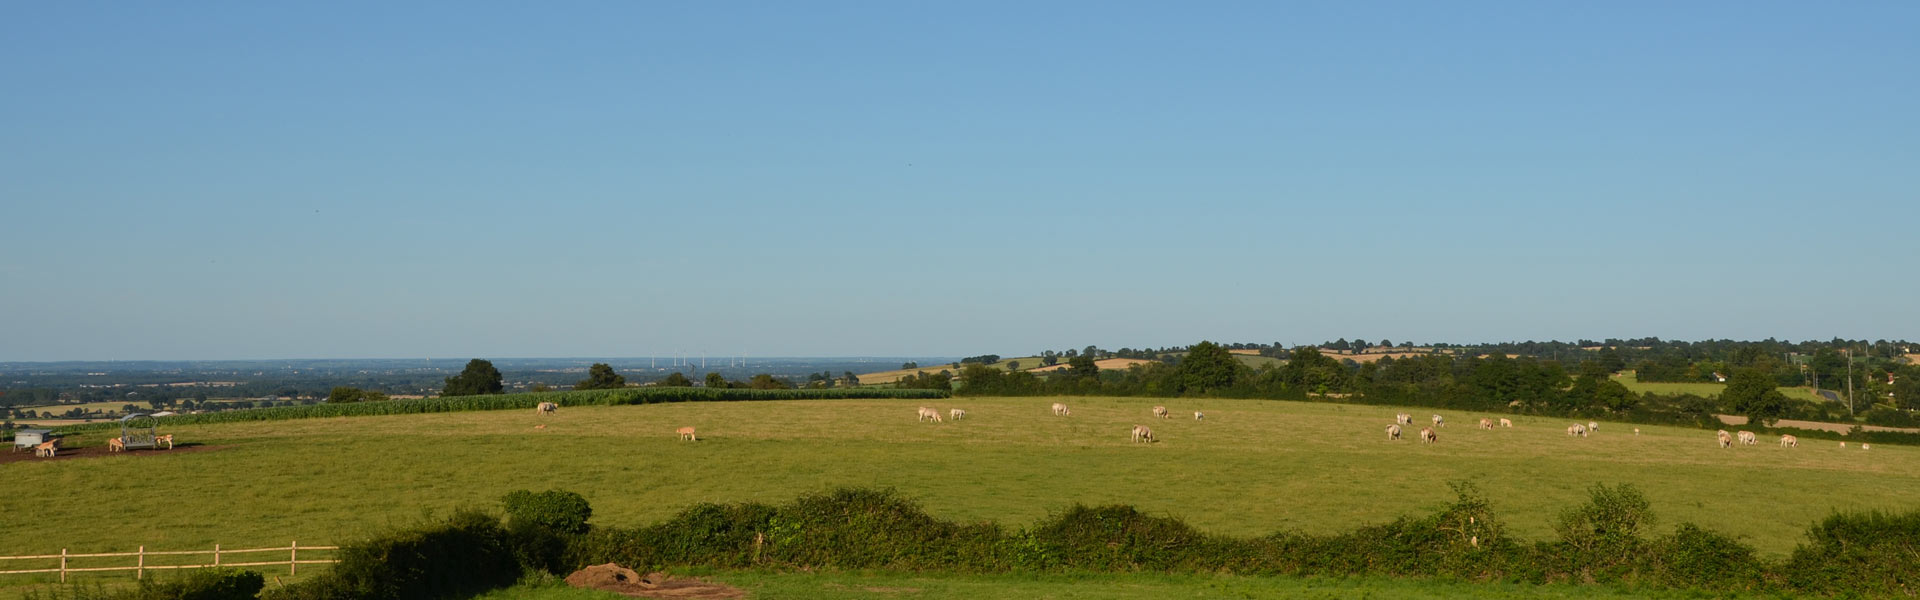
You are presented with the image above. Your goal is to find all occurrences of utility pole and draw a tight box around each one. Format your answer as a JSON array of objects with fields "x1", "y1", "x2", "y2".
[{"x1": 1846, "y1": 348, "x2": 1855, "y2": 417}]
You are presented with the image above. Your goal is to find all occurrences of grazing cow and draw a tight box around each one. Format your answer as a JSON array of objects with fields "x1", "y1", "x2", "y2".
[
  {"x1": 1052, "y1": 403, "x2": 1071, "y2": 417},
  {"x1": 1479, "y1": 418, "x2": 1494, "y2": 430},
  {"x1": 1152, "y1": 406, "x2": 1170, "y2": 419},
  {"x1": 950, "y1": 408, "x2": 966, "y2": 420},
  {"x1": 536, "y1": 402, "x2": 557, "y2": 415},
  {"x1": 34, "y1": 440, "x2": 59, "y2": 457},
  {"x1": 108, "y1": 437, "x2": 125, "y2": 452},
  {"x1": 1131, "y1": 424, "x2": 1154, "y2": 443},
  {"x1": 1567, "y1": 424, "x2": 1588, "y2": 437},
  {"x1": 1738, "y1": 431, "x2": 1757, "y2": 446},
  {"x1": 1499, "y1": 418, "x2": 1513, "y2": 428},
  {"x1": 1396, "y1": 413, "x2": 1413, "y2": 425},
  {"x1": 1840, "y1": 441, "x2": 1846, "y2": 448},
  {"x1": 1588, "y1": 421, "x2": 1600, "y2": 432},
  {"x1": 1633, "y1": 428, "x2": 1640, "y2": 435},
  {"x1": 1862, "y1": 443, "x2": 1871, "y2": 451},
  {"x1": 1780, "y1": 434, "x2": 1797, "y2": 448},
  {"x1": 1432, "y1": 415, "x2": 1445, "y2": 428},
  {"x1": 1194, "y1": 411, "x2": 1205, "y2": 421},
  {"x1": 1718, "y1": 430, "x2": 1734, "y2": 448},
  {"x1": 677, "y1": 426, "x2": 697, "y2": 441},
  {"x1": 1420, "y1": 427, "x2": 1437, "y2": 443},
  {"x1": 156, "y1": 434, "x2": 173, "y2": 450},
  {"x1": 1386, "y1": 424, "x2": 1402, "y2": 440},
  {"x1": 918, "y1": 407, "x2": 943, "y2": 422}
]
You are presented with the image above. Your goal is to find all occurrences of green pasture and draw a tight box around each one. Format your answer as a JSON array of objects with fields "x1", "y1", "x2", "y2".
[
  {"x1": 3, "y1": 395, "x2": 1914, "y2": 595},
  {"x1": 477, "y1": 570, "x2": 1722, "y2": 600},
  {"x1": 1612, "y1": 371, "x2": 1826, "y2": 403}
]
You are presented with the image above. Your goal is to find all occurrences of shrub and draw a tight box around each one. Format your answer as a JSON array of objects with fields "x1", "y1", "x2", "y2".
[
  {"x1": 1863, "y1": 405, "x2": 1918, "y2": 428},
  {"x1": 501, "y1": 490, "x2": 592, "y2": 535},
  {"x1": 126, "y1": 569, "x2": 265, "y2": 600},
  {"x1": 1783, "y1": 510, "x2": 1920, "y2": 596},
  {"x1": 1548, "y1": 483, "x2": 1654, "y2": 582},
  {"x1": 265, "y1": 510, "x2": 520, "y2": 600},
  {"x1": 1644, "y1": 523, "x2": 1764, "y2": 591}
]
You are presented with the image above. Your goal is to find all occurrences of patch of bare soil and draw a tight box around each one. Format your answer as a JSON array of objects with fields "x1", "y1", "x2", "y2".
[
  {"x1": 0, "y1": 443, "x2": 226, "y2": 465},
  {"x1": 565, "y1": 564, "x2": 746, "y2": 600}
]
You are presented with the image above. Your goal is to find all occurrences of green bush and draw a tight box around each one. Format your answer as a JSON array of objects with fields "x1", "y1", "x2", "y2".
[
  {"x1": 125, "y1": 569, "x2": 265, "y2": 600},
  {"x1": 1783, "y1": 510, "x2": 1920, "y2": 596},
  {"x1": 501, "y1": 489, "x2": 593, "y2": 535},
  {"x1": 1548, "y1": 483, "x2": 1654, "y2": 582},
  {"x1": 265, "y1": 511, "x2": 520, "y2": 600},
  {"x1": 1863, "y1": 405, "x2": 1918, "y2": 428},
  {"x1": 1643, "y1": 523, "x2": 1764, "y2": 591}
]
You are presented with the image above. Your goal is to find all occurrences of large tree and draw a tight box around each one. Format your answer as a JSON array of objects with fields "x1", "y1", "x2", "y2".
[
  {"x1": 575, "y1": 363, "x2": 627, "y2": 390},
  {"x1": 657, "y1": 372, "x2": 693, "y2": 387},
  {"x1": 1721, "y1": 368, "x2": 1790, "y2": 425},
  {"x1": 443, "y1": 359, "x2": 504, "y2": 396},
  {"x1": 1178, "y1": 341, "x2": 1243, "y2": 394}
]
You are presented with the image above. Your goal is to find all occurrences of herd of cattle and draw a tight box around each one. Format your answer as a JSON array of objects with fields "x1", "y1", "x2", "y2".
[{"x1": 530, "y1": 399, "x2": 1877, "y2": 451}]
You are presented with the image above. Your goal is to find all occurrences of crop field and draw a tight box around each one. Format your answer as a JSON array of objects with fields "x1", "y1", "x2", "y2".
[
  {"x1": 3, "y1": 395, "x2": 1916, "y2": 596},
  {"x1": 1612, "y1": 371, "x2": 1827, "y2": 403}
]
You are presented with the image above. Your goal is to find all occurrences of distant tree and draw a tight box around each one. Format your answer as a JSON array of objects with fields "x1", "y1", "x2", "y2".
[
  {"x1": 1351, "y1": 338, "x2": 1370, "y2": 353},
  {"x1": 443, "y1": 359, "x2": 504, "y2": 396},
  {"x1": 747, "y1": 374, "x2": 793, "y2": 389},
  {"x1": 1178, "y1": 341, "x2": 1243, "y2": 394},
  {"x1": 705, "y1": 372, "x2": 729, "y2": 388},
  {"x1": 657, "y1": 372, "x2": 693, "y2": 387},
  {"x1": 147, "y1": 399, "x2": 166, "y2": 410},
  {"x1": 898, "y1": 370, "x2": 953, "y2": 390},
  {"x1": 328, "y1": 386, "x2": 365, "y2": 403},
  {"x1": 575, "y1": 363, "x2": 627, "y2": 390},
  {"x1": 1595, "y1": 348, "x2": 1626, "y2": 374},
  {"x1": 1067, "y1": 355, "x2": 1099, "y2": 379},
  {"x1": 1084, "y1": 346, "x2": 1100, "y2": 359},
  {"x1": 843, "y1": 371, "x2": 860, "y2": 385},
  {"x1": 901, "y1": 361, "x2": 918, "y2": 370},
  {"x1": 1722, "y1": 368, "x2": 1790, "y2": 426},
  {"x1": 1007, "y1": 361, "x2": 1021, "y2": 371},
  {"x1": 1041, "y1": 352, "x2": 1059, "y2": 367},
  {"x1": 1380, "y1": 339, "x2": 1393, "y2": 349},
  {"x1": 363, "y1": 390, "x2": 390, "y2": 402},
  {"x1": 531, "y1": 383, "x2": 552, "y2": 393}
]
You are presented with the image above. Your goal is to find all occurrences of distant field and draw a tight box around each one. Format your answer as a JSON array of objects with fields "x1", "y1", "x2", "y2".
[
  {"x1": 855, "y1": 357, "x2": 1044, "y2": 384},
  {"x1": 1027, "y1": 358, "x2": 1156, "y2": 373},
  {"x1": 1613, "y1": 371, "x2": 1826, "y2": 403}
]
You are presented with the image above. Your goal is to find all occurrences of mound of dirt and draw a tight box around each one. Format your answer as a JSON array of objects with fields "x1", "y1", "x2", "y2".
[{"x1": 564, "y1": 564, "x2": 745, "y2": 599}]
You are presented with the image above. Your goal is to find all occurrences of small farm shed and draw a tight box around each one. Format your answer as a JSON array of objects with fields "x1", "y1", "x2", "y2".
[{"x1": 13, "y1": 429, "x2": 55, "y2": 451}]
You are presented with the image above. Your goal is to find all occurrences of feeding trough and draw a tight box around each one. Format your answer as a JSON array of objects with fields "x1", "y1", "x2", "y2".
[{"x1": 116, "y1": 413, "x2": 163, "y2": 451}]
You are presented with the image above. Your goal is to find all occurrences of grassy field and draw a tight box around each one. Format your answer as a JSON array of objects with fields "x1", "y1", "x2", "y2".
[
  {"x1": 474, "y1": 571, "x2": 1727, "y2": 600},
  {"x1": 1612, "y1": 371, "x2": 1826, "y2": 403},
  {"x1": 3, "y1": 395, "x2": 1915, "y2": 596}
]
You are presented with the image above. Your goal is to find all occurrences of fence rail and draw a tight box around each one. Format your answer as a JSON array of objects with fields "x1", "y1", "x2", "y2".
[{"x1": 0, "y1": 542, "x2": 337, "y2": 581}]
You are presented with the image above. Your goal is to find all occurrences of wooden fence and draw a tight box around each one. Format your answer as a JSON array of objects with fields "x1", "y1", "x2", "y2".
[{"x1": 0, "y1": 542, "x2": 337, "y2": 581}]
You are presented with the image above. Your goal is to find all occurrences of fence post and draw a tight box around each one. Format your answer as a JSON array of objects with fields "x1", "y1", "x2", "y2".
[
  {"x1": 214, "y1": 543, "x2": 221, "y2": 566},
  {"x1": 60, "y1": 548, "x2": 66, "y2": 582},
  {"x1": 289, "y1": 540, "x2": 297, "y2": 576},
  {"x1": 137, "y1": 546, "x2": 145, "y2": 580}
]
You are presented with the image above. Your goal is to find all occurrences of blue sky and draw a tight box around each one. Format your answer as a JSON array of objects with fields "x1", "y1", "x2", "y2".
[{"x1": 3, "y1": 2, "x2": 1915, "y2": 361}]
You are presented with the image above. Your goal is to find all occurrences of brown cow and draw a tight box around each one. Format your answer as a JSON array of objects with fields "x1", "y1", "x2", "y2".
[
  {"x1": 1420, "y1": 427, "x2": 1437, "y2": 443},
  {"x1": 677, "y1": 426, "x2": 697, "y2": 441}
]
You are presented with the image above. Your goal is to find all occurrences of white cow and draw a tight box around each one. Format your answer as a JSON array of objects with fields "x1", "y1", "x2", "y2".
[
  {"x1": 1386, "y1": 424, "x2": 1402, "y2": 440},
  {"x1": 1718, "y1": 430, "x2": 1734, "y2": 448},
  {"x1": 918, "y1": 407, "x2": 943, "y2": 422},
  {"x1": 1588, "y1": 421, "x2": 1599, "y2": 432},
  {"x1": 1738, "y1": 431, "x2": 1757, "y2": 446},
  {"x1": 1432, "y1": 415, "x2": 1445, "y2": 428},
  {"x1": 1499, "y1": 418, "x2": 1513, "y2": 428},
  {"x1": 1131, "y1": 424, "x2": 1154, "y2": 443},
  {"x1": 1194, "y1": 411, "x2": 1205, "y2": 421},
  {"x1": 1396, "y1": 413, "x2": 1413, "y2": 425},
  {"x1": 950, "y1": 408, "x2": 966, "y2": 421},
  {"x1": 1152, "y1": 406, "x2": 1170, "y2": 419},
  {"x1": 1780, "y1": 434, "x2": 1797, "y2": 448},
  {"x1": 677, "y1": 426, "x2": 697, "y2": 441},
  {"x1": 536, "y1": 402, "x2": 557, "y2": 415},
  {"x1": 1052, "y1": 403, "x2": 1071, "y2": 416},
  {"x1": 1420, "y1": 427, "x2": 1438, "y2": 443},
  {"x1": 1862, "y1": 443, "x2": 1871, "y2": 451},
  {"x1": 1479, "y1": 418, "x2": 1494, "y2": 430},
  {"x1": 1567, "y1": 424, "x2": 1588, "y2": 437}
]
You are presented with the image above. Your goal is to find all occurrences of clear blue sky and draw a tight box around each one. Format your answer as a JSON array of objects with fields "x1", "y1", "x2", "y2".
[{"x1": 3, "y1": 2, "x2": 1915, "y2": 361}]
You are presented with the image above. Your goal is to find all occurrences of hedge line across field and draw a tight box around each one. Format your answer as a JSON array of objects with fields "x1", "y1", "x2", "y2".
[
  {"x1": 239, "y1": 484, "x2": 1920, "y2": 600},
  {"x1": 45, "y1": 387, "x2": 950, "y2": 435}
]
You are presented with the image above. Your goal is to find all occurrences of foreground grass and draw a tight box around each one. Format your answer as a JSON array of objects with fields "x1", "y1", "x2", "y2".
[
  {"x1": 3, "y1": 395, "x2": 1915, "y2": 595},
  {"x1": 477, "y1": 571, "x2": 1760, "y2": 600}
]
